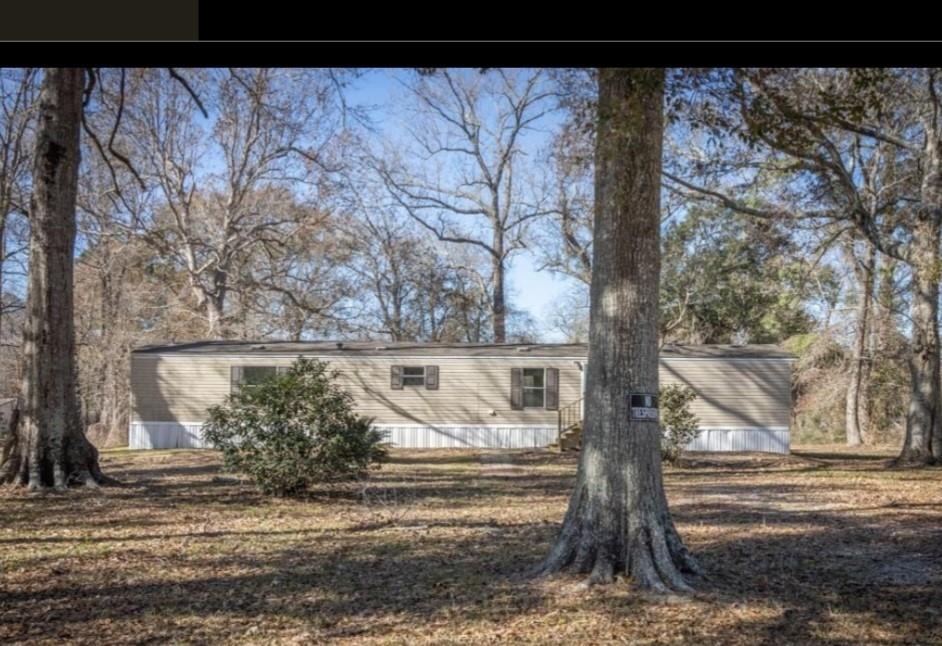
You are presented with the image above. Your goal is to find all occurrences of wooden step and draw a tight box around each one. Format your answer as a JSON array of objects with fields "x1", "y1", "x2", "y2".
[{"x1": 550, "y1": 424, "x2": 583, "y2": 452}]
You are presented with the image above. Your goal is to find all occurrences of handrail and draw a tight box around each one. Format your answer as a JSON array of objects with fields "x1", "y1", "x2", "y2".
[{"x1": 557, "y1": 397, "x2": 584, "y2": 446}]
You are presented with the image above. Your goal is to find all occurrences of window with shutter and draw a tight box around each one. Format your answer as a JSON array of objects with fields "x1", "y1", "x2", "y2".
[{"x1": 390, "y1": 365, "x2": 403, "y2": 390}]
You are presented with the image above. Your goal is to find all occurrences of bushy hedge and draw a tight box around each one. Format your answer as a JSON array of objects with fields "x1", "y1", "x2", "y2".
[
  {"x1": 660, "y1": 384, "x2": 700, "y2": 463},
  {"x1": 203, "y1": 358, "x2": 387, "y2": 496}
]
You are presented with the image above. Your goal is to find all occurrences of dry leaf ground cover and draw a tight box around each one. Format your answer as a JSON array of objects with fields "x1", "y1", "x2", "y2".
[{"x1": 2, "y1": 445, "x2": 942, "y2": 644}]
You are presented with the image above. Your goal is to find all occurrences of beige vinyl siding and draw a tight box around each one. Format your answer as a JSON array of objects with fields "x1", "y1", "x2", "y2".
[
  {"x1": 660, "y1": 358, "x2": 791, "y2": 428},
  {"x1": 131, "y1": 355, "x2": 583, "y2": 426},
  {"x1": 131, "y1": 353, "x2": 792, "y2": 429}
]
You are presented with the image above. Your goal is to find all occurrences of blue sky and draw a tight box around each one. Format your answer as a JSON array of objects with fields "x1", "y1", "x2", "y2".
[{"x1": 346, "y1": 68, "x2": 578, "y2": 341}]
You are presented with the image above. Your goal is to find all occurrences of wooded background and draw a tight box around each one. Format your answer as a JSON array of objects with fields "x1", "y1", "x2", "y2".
[{"x1": 0, "y1": 68, "x2": 932, "y2": 454}]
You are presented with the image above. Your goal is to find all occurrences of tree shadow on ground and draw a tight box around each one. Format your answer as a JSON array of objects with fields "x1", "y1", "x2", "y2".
[
  {"x1": 3, "y1": 449, "x2": 942, "y2": 644},
  {"x1": 0, "y1": 519, "x2": 556, "y2": 642},
  {"x1": 792, "y1": 450, "x2": 895, "y2": 463},
  {"x1": 384, "y1": 453, "x2": 481, "y2": 466}
]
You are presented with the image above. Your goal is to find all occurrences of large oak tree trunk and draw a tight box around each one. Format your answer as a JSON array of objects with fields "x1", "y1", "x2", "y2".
[
  {"x1": 0, "y1": 69, "x2": 107, "y2": 489},
  {"x1": 896, "y1": 134, "x2": 942, "y2": 465},
  {"x1": 537, "y1": 68, "x2": 699, "y2": 592}
]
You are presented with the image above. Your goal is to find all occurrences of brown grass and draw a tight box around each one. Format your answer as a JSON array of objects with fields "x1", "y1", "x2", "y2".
[{"x1": 2, "y1": 444, "x2": 942, "y2": 644}]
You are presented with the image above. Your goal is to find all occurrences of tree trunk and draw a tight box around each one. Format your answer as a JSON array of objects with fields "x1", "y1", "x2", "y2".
[
  {"x1": 99, "y1": 253, "x2": 130, "y2": 446},
  {"x1": 0, "y1": 68, "x2": 108, "y2": 489},
  {"x1": 210, "y1": 266, "x2": 229, "y2": 339},
  {"x1": 899, "y1": 249, "x2": 940, "y2": 464},
  {"x1": 0, "y1": 209, "x2": 5, "y2": 348},
  {"x1": 896, "y1": 133, "x2": 942, "y2": 465},
  {"x1": 491, "y1": 244, "x2": 507, "y2": 343},
  {"x1": 206, "y1": 299, "x2": 223, "y2": 339},
  {"x1": 844, "y1": 239, "x2": 875, "y2": 446},
  {"x1": 190, "y1": 277, "x2": 227, "y2": 339},
  {"x1": 537, "y1": 68, "x2": 699, "y2": 592}
]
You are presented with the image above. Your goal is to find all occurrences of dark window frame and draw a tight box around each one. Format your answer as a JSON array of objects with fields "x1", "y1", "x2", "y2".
[
  {"x1": 401, "y1": 365, "x2": 427, "y2": 387},
  {"x1": 232, "y1": 365, "x2": 285, "y2": 393},
  {"x1": 522, "y1": 367, "x2": 546, "y2": 409}
]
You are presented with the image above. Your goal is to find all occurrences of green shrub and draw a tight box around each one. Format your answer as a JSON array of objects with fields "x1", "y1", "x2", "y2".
[
  {"x1": 660, "y1": 384, "x2": 700, "y2": 463},
  {"x1": 203, "y1": 358, "x2": 387, "y2": 496}
]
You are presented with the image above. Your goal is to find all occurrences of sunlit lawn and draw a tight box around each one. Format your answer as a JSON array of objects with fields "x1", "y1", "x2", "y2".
[{"x1": 2, "y1": 444, "x2": 941, "y2": 644}]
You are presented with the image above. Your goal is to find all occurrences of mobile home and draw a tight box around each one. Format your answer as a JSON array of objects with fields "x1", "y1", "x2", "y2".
[{"x1": 129, "y1": 341, "x2": 794, "y2": 453}]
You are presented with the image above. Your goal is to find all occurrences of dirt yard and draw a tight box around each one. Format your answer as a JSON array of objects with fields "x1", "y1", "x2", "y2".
[{"x1": 2, "y1": 445, "x2": 942, "y2": 644}]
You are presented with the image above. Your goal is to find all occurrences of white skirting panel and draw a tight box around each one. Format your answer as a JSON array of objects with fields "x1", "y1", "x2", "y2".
[
  {"x1": 684, "y1": 427, "x2": 790, "y2": 454},
  {"x1": 129, "y1": 422, "x2": 789, "y2": 453},
  {"x1": 129, "y1": 422, "x2": 212, "y2": 449},
  {"x1": 129, "y1": 421, "x2": 558, "y2": 450},
  {"x1": 375, "y1": 424, "x2": 558, "y2": 449}
]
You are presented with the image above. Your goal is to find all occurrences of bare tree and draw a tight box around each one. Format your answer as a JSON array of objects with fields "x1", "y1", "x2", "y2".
[
  {"x1": 842, "y1": 233, "x2": 876, "y2": 446},
  {"x1": 1, "y1": 69, "x2": 106, "y2": 488},
  {"x1": 73, "y1": 148, "x2": 150, "y2": 447},
  {"x1": 122, "y1": 68, "x2": 350, "y2": 338},
  {"x1": 342, "y1": 204, "x2": 494, "y2": 342},
  {"x1": 0, "y1": 69, "x2": 36, "y2": 380},
  {"x1": 239, "y1": 202, "x2": 355, "y2": 341},
  {"x1": 538, "y1": 78, "x2": 595, "y2": 286},
  {"x1": 546, "y1": 286, "x2": 590, "y2": 342},
  {"x1": 348, "y1": 212, "x2": 444, "y2": 340},
  {"x1": 376, "y1": 69, "x2": 557, "y2": 342},
  {"x1": 539, "y1": 68, "x2": 699, "y2": 591}
]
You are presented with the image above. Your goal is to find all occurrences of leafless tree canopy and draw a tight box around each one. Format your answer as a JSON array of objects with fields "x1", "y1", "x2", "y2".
[
  {"x1": 374, "y1": 69, "x2": 558, "y2": 342},
  {"x1": 0, "y1": 66, "x2": 938, "y2": 475}
]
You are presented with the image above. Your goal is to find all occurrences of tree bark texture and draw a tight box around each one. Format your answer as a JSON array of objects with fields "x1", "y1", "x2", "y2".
[
  {"x1": 897, "y1": 130, "x2": 942, "y2": 465},
  {"x1": 538, "y1": 68, "x2": 699, "y2": 591},
  {"x1": 844, "y1": 239, "x2": 875, "y2": 446},
  {"x1": 0, "y1": 69, "x2": 107, "y2": 488},
  {"x1": 491, "y1": 250, "x2": 507, "y2": 343}
]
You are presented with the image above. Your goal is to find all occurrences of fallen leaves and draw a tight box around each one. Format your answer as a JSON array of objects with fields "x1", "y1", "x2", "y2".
[{"x1": 1, "y1": 445, "x2": 941, "y2": 644}]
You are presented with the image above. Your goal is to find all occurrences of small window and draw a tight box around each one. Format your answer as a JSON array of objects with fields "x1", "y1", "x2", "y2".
[
  {"x1": 241, "y1": 366, "x2": 278, "y2": 388},
  {"x1": 401, "y1": 366, "x2": 426, "y2": 387},
  {"x1": 522, "y1": 368, "x2": 545, "y2": 408}
]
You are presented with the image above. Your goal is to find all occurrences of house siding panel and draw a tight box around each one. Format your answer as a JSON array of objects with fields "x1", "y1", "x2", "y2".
[
  {"x1": 131, "y1": 355, "x2": 585, "y2": 426},
  {"x1": 660, "y1": 358, "x2": 792, "y2": 429},
  {"x1": 130, "y1": 352, "x2": 792, "y2": 452}
]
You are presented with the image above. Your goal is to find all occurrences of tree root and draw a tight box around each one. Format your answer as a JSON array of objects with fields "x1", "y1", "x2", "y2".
[
  {"x1": 1, "y1": 434, "x2": 119, "y2": 489},
  {"x1": 537, "y1": 513, "x2": 701, "y2": 594},
  {"x1": 889, "y1": 450, "x2": 936, "y2": 468}
]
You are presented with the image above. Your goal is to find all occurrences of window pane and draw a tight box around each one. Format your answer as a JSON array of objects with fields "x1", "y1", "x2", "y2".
[
  {"x1": 242, "y1": 366, "x2": 277, "y2": 386},
  {"x1": 523, "y1": 368, "x2": 544, "y2": 388},
  {"x1": 523, "y1": 388, "x2": 545, "y2": 408},
  {"x1": 401, "y1": 366, "x2": 425, "y2": 387}
]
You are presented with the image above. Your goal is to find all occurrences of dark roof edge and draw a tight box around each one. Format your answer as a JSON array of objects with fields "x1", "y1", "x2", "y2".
[{"x1": 131, "y1": 340, "x2": 797, "y2": 360}]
